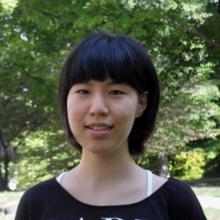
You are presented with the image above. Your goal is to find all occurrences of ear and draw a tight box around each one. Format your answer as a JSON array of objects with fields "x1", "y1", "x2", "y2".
[{"x1": 136, "y1": 93, "x2": 147, "y2": 118}]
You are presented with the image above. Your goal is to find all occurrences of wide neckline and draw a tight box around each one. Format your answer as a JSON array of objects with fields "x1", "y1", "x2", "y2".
[{"x1": 53, "y1": 176, "x2": 170, "y2": 209}]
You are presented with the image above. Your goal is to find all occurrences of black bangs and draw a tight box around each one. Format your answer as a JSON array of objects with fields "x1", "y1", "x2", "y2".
[{"x1": 66, "y1": 33, "x2": 147, "y2": 93}]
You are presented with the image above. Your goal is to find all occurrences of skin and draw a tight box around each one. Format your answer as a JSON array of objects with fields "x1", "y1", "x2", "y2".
[
  {"x1": 66, "y1": 79, "x2": 146, "y2": 156},
  {"x1": 60, "y1": 79, "x2": 167, "y2": 206}
]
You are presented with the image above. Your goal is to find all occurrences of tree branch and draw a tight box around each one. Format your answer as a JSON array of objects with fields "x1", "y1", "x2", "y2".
[{"x1": 164, "y1": 15, "x2": 220, "y2": 49}]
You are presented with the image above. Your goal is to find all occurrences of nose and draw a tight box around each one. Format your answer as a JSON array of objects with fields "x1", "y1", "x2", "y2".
[{"x1": 89, "y1": 93, "x2": 109, "y2": 116}]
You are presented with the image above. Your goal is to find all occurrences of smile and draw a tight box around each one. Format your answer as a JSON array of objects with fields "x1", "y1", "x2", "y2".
[
  {"x1": 86, "y1": 123, "x2": 113, "y2": 130},
  {"x1": 85, "y1": 123, "x2": 113, "y2": 137},
  {"x1": 88, "y1": 126, "x2": 110, "y2": 131}
]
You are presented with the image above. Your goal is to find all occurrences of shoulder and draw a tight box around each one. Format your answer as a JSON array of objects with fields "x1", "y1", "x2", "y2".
[
  {"x1": 21, "y1": 178, "x2": 59, "y2": 202},
  {"x1": 15, "y1": 178, "x2": 60, "y2": 220},
  {"x1": 163, "y1": 178, "x2": 199, "y2": 203},
  {"x1": 149, "y1": 175, "x2": 206, "y2": 220},
  {"x1": 166, "y1": 178, "x2": 195, "y2": 194},
  {"x1": 152, "y1": 173, "x2": 168, "y2": 194},
  {"x1": 164, "y1": 178, "x2": 207, "y2": 220},
  {"x1": 151, "y1": 174, "x2": 197, "y2": 201}
]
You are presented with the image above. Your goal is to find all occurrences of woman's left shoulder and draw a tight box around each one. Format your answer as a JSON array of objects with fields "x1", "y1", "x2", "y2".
[
  {"x1": 165, "y1": 177, "x2": 197, "y2": 198},
  {"x1": 161, "y1": 177, "x2": 207, "y2": 220},
  {"x1": 150, "y1": 172, "x2": 195, "y2": 198}
]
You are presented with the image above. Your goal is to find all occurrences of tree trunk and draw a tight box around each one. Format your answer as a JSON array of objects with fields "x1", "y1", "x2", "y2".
[
  {"x1": 4, "y1": 155, "x2": 10, "y2": 190},
  {"x1": 0, "y1": 162, "x2": 4, "y2": 190},
  {"x1": 157, "y1": 151, "x2": 170, "y2": 178},
  {"x1": 218, "y1": 0, "x2": 220, "y2": 14},
  {"x1": 0, "y1": 133, "x2": 11, "y2": 191},
  {"x1": 0, "y1": 161, "x2": 10, "y2": 191}
]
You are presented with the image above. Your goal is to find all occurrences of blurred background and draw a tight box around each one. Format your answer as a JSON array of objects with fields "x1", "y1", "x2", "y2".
[{"x1": 0, "y1": 0, "x2": 219, "y2": 219}]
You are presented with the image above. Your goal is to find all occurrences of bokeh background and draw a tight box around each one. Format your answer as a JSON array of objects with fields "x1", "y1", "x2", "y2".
[{"x1": 0, "y1": 0, "x2": 220, "y2": 219}]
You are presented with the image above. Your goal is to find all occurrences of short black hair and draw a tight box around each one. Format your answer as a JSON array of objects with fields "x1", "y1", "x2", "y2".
[{"x1": 59, "y1": 31, "x2": 160, "y2": 155}]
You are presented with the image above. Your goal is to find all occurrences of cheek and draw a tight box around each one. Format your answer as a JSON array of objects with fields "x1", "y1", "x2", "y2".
[
  {"x1": 67, "y1": 99, "x2": 85, "y2": 128},
  {"x1": 113, "y1": 108, "x2": 137, "y2": 145},
  {"x1": 114, "y1": 105, "x2": 137, "y2": 127},
  {"x1": 67, "y1": 99, "x2": 75, "y2": 122}
]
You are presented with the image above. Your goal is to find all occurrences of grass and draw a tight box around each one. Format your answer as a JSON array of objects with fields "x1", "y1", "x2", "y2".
[
  {"x1": 204, "y1": 208, "x2": 220, "y2": 219},
  {"x1": 0, "y1": 191, "x2": 23, "y2": 205},
  {"x1": 0, "y1": 191, "x2": 22, "y2": 220},
  {"x1": 0, "y1": 213, "x2": 15, "y2": 220},
  {"x1": 192, "y1": 186, "x2": 220, "y2": 197}
]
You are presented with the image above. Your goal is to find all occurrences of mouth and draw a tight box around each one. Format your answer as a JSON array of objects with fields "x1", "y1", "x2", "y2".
[
  {"x1": 85, "y1": 123, "x2": 113, "y2": 138},
  {"x1": 85, "y1": 123, "x2": 113, "y2": 131}
]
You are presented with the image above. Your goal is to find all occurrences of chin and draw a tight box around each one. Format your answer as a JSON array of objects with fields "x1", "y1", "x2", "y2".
[{"x1": 82, "y1": 144, "x2": 118, "y2": 156}]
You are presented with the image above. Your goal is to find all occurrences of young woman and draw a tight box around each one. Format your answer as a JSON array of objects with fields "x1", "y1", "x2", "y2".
[{"x1": 15, "y1": 32, "x2": 207, "y2": 220}]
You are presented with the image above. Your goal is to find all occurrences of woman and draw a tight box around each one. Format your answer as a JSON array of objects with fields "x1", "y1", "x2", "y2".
[{"x1": 15, "y1": 32, "x2": 207, "y2": 219}]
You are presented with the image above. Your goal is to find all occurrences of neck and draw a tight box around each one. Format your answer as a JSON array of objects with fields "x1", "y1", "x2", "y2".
[{"x1": 72, "y1": 149, "x2": 140, "y2": 185}]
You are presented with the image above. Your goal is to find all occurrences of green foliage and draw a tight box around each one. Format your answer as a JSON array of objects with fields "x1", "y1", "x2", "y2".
[
  {"x1": 14, "y1": 130, "x2": 80, "y2": 190},
  {"x1": 203, "y1": 137, "x2": 220, "y2": 177},
  {"x1": 0, "y1": 0, "x2": 18, "y2": 15},
  {"x1": 169, "y1": 150, "x2": 206, "y2": 180},
  {"x1": 135, "y1": 152, "x2": 158, "y2": 173},
  {"x1": 205, "y1": 153, "x2": 220, "y2": 177},
  {"x1": 0, "y1": 0, "x2": 220, "y2": 188}
]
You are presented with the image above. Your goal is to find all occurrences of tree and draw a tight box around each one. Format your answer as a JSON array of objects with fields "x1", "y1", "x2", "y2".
[
  {"x1": 0, "y1": 0, "x2": 59, "y2": 189},
  {"x1": 0, "y1": 0, "x2": 219, "y2": 189}
]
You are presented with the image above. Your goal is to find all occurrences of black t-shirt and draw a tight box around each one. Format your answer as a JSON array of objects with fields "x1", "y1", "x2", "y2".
[{"x1": 15, "y1": 177, "x2": 207, "y2": 220}]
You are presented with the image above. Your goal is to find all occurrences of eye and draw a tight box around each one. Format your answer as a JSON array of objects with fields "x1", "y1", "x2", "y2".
[
  {"x1": 76, "y1": 89, "x2": 89, "y2": 95},
  {"x1": 109, "y1": 90, "x2": 125, "y2": 95}
]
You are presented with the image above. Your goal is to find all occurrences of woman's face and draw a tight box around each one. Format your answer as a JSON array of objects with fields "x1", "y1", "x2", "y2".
[{"x1": 67, "y1": 79, "x2": 146, "y2": 156}]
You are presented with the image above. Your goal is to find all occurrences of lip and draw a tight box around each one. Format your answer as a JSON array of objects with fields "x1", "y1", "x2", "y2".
[
  {"x1": 86, "y1": 122, "x2": 113, "y2": 129},
  {"x1": 85, "y1": 123, "x2": 113, "y2": 138}
]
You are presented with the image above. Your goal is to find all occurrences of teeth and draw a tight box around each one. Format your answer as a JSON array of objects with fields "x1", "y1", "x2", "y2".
[
  {"x1": 90, "y1": 126, "x2": 109, "y2": 130},
  {"x1": 87, "y1": 124, "x2": 112, "y2": 130}
]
